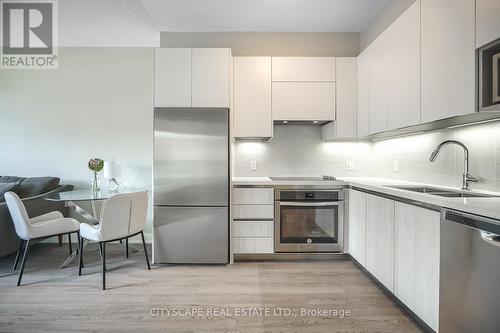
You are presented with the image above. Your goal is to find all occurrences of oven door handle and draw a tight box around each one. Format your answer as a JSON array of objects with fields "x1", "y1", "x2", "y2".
[{"x1": 279, "y1": 201, "x2": 342, "y2": 207}]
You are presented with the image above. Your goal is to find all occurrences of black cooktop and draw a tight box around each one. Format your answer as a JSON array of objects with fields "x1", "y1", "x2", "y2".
[{"x1": 269, "y1": 176, "x2": 337, "y2": 181}]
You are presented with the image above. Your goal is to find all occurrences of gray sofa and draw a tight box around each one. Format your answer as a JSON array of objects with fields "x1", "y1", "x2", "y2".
[{"x1": 0, "y1": 176, "x2": 73, "y2": 257}]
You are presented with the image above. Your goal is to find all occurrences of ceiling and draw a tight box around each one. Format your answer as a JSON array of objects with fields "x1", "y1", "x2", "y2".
[{"x1": 140, "y1": 0, "x2": 392, "y2": 32}]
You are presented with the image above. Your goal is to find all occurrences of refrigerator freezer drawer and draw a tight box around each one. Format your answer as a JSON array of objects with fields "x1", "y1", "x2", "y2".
[{"x1": 153, "y1": 206, "x2": 228, "y2": 264}]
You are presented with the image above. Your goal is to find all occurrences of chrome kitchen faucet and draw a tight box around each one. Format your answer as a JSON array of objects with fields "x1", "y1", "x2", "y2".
[{"x1": 429, "y1": 140, "x2": 480, "y2": 191}]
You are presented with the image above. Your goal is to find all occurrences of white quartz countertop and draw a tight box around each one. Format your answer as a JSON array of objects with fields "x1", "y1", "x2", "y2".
[
  {"x1": 232, "y1": 177, "x2": 347, "y2": 186},
  {"x1": 233, "y1": 176, "x2": 500, "y2": 221}
]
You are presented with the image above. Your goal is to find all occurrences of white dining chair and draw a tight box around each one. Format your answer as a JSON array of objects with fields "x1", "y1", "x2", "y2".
[
  {"x1": 78, "y1": 191, "x2": 150, "y2": 290},
  {"x1": 4, "y1": 191, "x2": 81, "y2": 286}
]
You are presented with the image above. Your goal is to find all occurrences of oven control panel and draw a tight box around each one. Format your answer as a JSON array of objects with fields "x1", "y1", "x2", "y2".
[{"x1": 277, "y1": 190, "x2": 344, "y2": 201}]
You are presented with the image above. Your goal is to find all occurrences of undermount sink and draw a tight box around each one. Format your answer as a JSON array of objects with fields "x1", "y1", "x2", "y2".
[{"x1": 383, "y1": 185, "x2": 500, "y2": 198}]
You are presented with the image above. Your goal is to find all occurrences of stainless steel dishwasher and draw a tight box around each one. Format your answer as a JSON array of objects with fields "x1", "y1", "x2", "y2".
[{"x1": 440, "y1": 209, "x2": 500, "y2": 333}]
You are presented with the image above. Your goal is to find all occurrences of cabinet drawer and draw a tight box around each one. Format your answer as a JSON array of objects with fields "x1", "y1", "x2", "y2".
[
  {"x1": 234, "y1": 237, "x2": 274, "y2": 254},
  {"x1": 233, "y1": 221, "x2": 274, "y2": 237},
  {"x1": 272, "y1": 57, "x2": 335, "y2": 81},
  {"x1": 272, "y1": 82, "x2": 335, "y2": 121},
  {"x1": 233, "y1": 188, "x2": 274, "y2": 204},
  {"x1": 233, "y1": 205, "x2": 274, "y2": 219}
]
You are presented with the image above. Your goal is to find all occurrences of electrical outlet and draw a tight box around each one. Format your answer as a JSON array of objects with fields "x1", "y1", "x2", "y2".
[
  {"x1": 393, "y1": 160, "x2": 399, "y2": 172},
  {"x1": 345, "y1": 160, "x2": 355, "y2": 170},
  {"x1": 250, "y1": 160, "x2": 257, "y2": 171}
]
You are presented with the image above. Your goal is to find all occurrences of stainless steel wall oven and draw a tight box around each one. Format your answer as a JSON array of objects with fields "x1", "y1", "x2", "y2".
[{"x1": 275, "y1": 189, "x2": 344, "y2": 253}]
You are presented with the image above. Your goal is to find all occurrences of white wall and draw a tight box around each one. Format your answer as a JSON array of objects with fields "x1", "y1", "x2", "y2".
[
  {"x1": 0, "y1": 47, "x2": 154, "y2": 234},
  {"x1": 160, "y1": 32, "x2": 360, "y2": 56},
  {"x1": 234, "y1": 122, "x2": 500, "y2": 192},
  {"x1": 60, "y1": 0, "x2": 159, "y2": 47},
  {"x1": 360, "y1": 0, "x2": 416, "y2": 50}
]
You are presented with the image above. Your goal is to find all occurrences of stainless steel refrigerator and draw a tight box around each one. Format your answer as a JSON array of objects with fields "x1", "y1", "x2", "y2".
[{"x1": 153, "y1": 107, "x2": 229, "y2": 264}]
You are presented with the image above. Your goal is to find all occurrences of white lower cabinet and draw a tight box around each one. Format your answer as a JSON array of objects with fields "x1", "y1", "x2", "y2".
[
  {"x1": 233, "y1": 205, "x2": 274, "y2": 220},
  {"x1": 233, "y1": 221, "x2": 273, "y2": 237},
  {"x1": 233, "y1": 221, "x2": 274, "y2": 254},
  {"x1": 366, "y1": 194, "x2": 395, "y2": 291},
  {"x1": 348, "y1": 190, "x2": 440, "y2": 331},
  {"x1": 394, "y1": 202, "x2": 440, "y2": 331},
  {"x1": 234, "y1": 237, "x2": 274, "y2": 254},
  {"x1": 233, "y1": 188, "x2": 275, "y2": 254},
  {"x1": 234, "y1": 188, "x2": 274, "y2": 205},
  {"x1": 348, "y1": 190, "x2": 367, "y2": 266}
]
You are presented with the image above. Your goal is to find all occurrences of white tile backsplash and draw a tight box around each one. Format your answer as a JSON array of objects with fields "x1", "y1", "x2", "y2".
[
  {"x1": 234, "y1": 121, "x2": 500, "y2": 192},
  {"x1": 234, "y1": 124, "x2": 372, "y2": 177}
]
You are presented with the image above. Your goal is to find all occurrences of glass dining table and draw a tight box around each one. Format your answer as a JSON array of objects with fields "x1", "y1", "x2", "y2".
[{"x1": 45, "y1": 188, "x2": 144, "y2": 268}]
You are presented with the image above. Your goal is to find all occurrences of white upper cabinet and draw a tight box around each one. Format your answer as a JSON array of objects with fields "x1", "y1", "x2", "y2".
[
  {"x1": 421, "y1": 0, "x2": 475, "y2": 122},
  {"x1": 272, "y1": 57, "x2": 336, "y2": 121},
  {"x1": 155, "y1": 48, "x2": 231, "y2": 108},
  {"x1": 192, "y1": 48, "x2": 231, "y2": 107},
  {"x1": 233, "y1": 57, "x2": 272, "y2": 139},
  {"x1": 357, "y1": 50, "x2": 370, "y2": 137},
  {"x1": 360, "y1": 2, "x2": 420, "y2": 135},
  {"x1": 476, "y1": 0, "x2": 500, "y2": 48},
  {"x1": 368, "y1": 32, "x2": 388, "y2": 134},
  {"x1": 272, "y1": 57, "x2": 335, "y2": 81},
  {"x1": 355, "y1": 0, "x2": 481, "y2": 134},
  {"x1": 154, "y1": 48, "x2": 191, "y2": 107},
  {"x1": 322, "y1": 57, "x2": 357, "y2": 139},
  {"x1": 272, "y1": 82, "x2": 335, "y2": 121},
  {"x1": 386, "y1": 1, "x2": 421, "y2": 130}
]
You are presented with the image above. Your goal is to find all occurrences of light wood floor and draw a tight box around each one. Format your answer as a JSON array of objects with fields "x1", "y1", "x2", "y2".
[{"x1": 0, "y1": 243, "x2": 422, "y2": 332}]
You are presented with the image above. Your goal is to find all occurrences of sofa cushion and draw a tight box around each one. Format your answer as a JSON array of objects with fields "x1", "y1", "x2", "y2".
[
  {"x1": 0, "y1": 176, "x2": 25, "y2": 184},
  {"x1": 17, "y1": 177, "x2": 60, "y2": 198},
  {"x1": 0, "y1": 182, "x2": 21, "y2": 203}
]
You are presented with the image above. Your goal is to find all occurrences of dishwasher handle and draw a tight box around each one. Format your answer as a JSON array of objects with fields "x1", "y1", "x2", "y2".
[
  {"x1": 480, "y1": 231, "x2": 500, "y2": 247},
  {"x1": 444, "y1": 209, "x2": 500, "y2": 243}
]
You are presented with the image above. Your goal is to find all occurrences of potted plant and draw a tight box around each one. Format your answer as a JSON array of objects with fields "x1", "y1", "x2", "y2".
[{"x1": 88, "y1": 158, "x2": 104, "y2": 192}]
